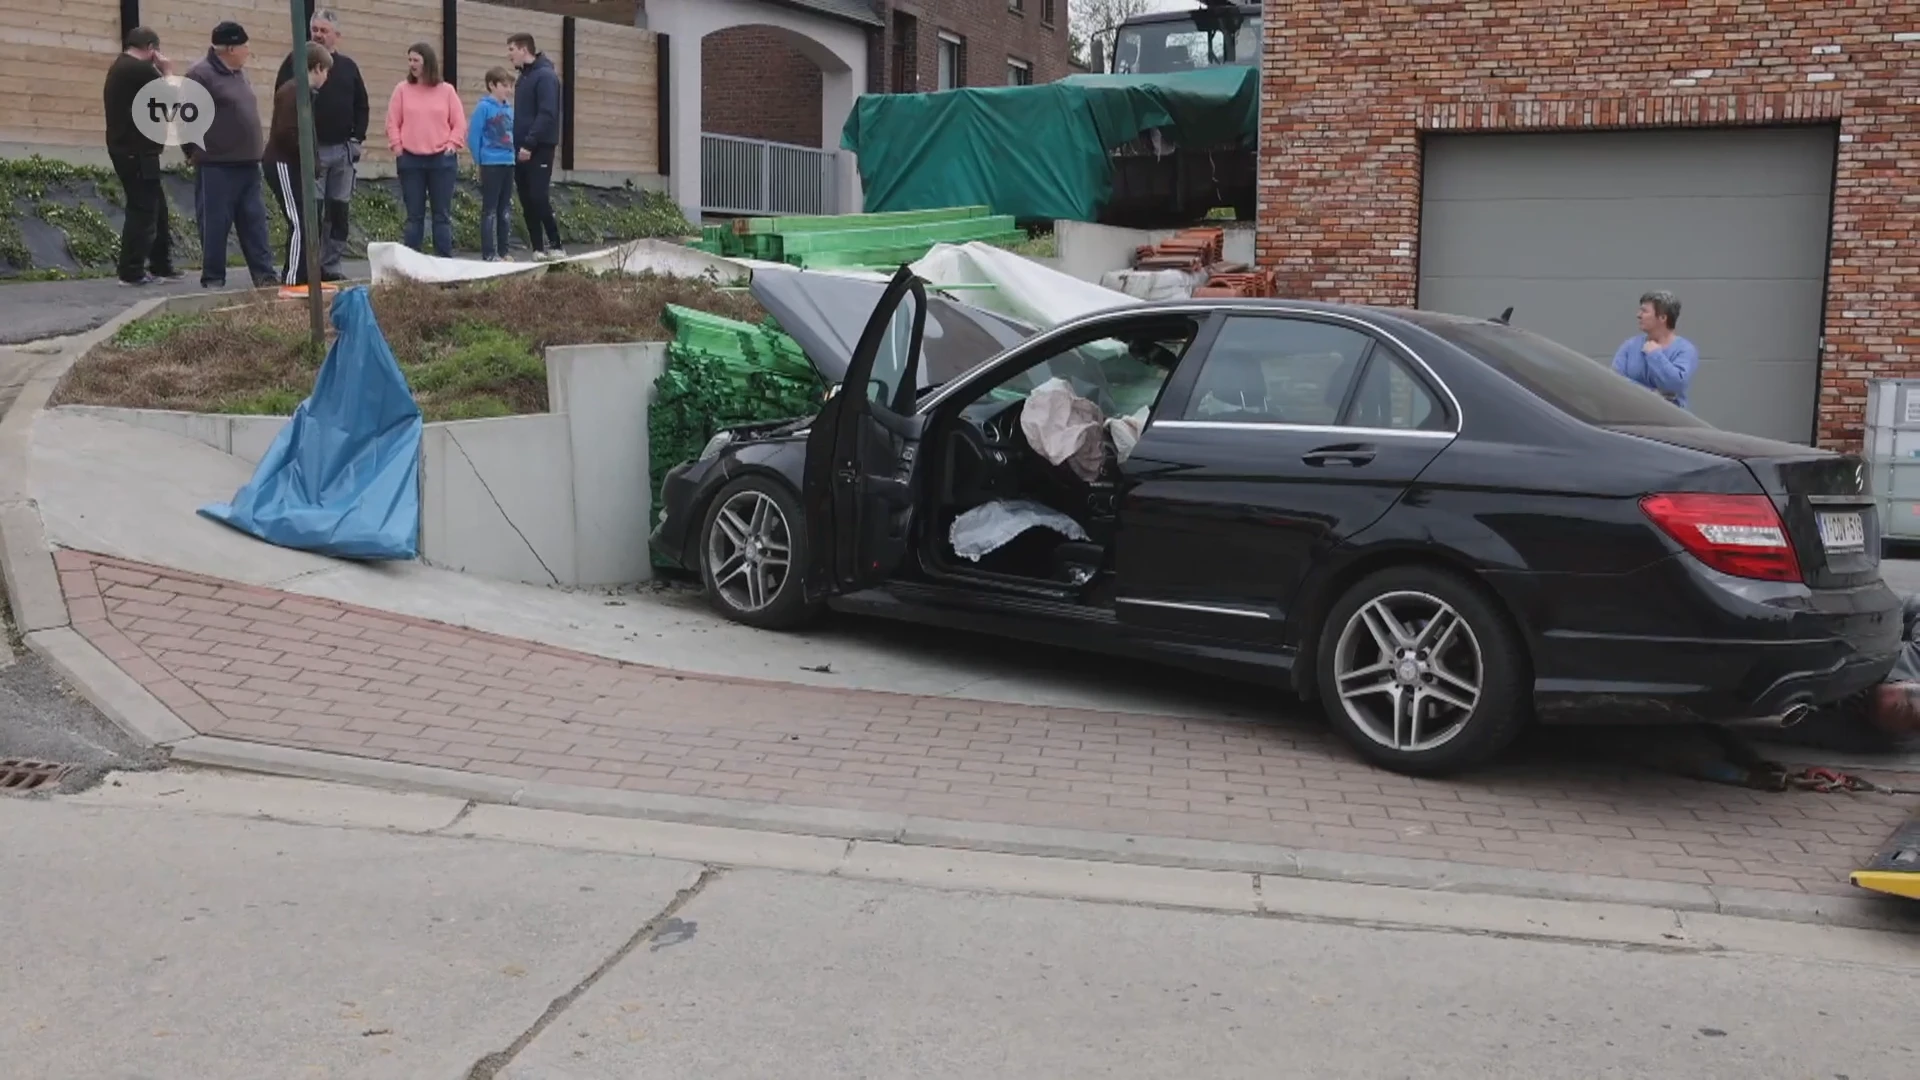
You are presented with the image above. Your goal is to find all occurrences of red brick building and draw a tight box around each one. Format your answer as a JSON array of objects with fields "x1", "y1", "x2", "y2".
[
  {"x1": 1256, "y1": 1, "x2": 1920, "y2": 449},
  {"x1": 702, "y1": 0, "x2": 1076, "y2": 149}
]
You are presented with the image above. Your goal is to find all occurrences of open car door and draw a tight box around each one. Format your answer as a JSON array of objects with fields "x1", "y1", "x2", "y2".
[{"x1": 800, "y1": 265, "x2": 929, "y2": 600}]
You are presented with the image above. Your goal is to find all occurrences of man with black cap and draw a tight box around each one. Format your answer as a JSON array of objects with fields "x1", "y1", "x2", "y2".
[
  {"x1": 184, "y1": 20, "x2": 276, "y2": 290},
  {"x1": 101, "y1": 26, "x2": 178, "y2": 286}
]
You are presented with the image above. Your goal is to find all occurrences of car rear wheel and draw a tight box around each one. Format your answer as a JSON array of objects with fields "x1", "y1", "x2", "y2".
[
  {"x1": 699, "y1": 476, "x2": 818, "y2": 631},
  {"x1": 1315, "y1": 566, "x2": 1528, "y2": 776}
]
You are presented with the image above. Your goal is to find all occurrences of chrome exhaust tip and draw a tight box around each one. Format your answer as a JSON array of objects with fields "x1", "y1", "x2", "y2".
[{"x1": 1777, "y1": 702, "x2": 1814, "y2": 729}]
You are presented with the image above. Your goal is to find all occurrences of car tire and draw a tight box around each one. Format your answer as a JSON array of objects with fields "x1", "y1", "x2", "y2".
[
  {"x1": 698, "y1": 476, "x2": 819, "y2": 631},
  {"x1": 1314, "y1": 565, "x2": 1529, "y2": 776}
]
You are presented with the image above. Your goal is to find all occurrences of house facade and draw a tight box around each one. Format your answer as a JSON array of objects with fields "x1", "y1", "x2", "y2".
[
  {"x1": 701, "y1": 0, "x2": 1076, "y2": 149},
  {"x1": 1255, "y1": 0, "x2": 1920, "y2": 450}
]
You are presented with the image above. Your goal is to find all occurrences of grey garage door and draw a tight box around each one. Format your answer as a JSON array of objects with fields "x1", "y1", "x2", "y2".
[{"x1": 1418, "y1": 127, "x2": 1837, "y2": 444}]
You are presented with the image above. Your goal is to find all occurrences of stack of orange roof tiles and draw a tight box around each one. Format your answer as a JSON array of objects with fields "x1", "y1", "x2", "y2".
[
  {"x1": 1193, "y1": 269, "x2": 1279, "y2": 299},
  {"x1": 1130, "y1": 227, "x2": 1276, "y2": 298},
  {"x1": 1132, "y1": 227, "x2": 1224, "y2": 272}
]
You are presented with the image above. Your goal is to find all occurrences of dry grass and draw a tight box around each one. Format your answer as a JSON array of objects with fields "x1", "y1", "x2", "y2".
[{"x1": 53, "y1": 271, "x2": 767, "y2": 421}]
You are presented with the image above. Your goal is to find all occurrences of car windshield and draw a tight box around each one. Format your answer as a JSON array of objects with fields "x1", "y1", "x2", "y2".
[
  {"x1": 1113, "y1": 13, "x2": 1261, "y2": 74},
  {"x1": 1399, "y1": 312, "x2": 1710, "y2": 429}
]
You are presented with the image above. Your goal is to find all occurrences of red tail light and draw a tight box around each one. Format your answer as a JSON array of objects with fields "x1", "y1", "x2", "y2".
[{"x1": 1640, "y1": 493, "x2": 1802, "y2": 582}]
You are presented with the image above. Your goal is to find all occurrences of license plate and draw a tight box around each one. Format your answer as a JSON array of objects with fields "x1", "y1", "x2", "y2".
[{"x1": 1817, "y1": 511, "x2": 1865, "y2": 552}]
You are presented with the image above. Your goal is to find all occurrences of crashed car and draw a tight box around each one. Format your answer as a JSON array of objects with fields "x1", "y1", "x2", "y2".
[{"x1": 650, "y1": 267, "x2": 1902, "y2": 775}]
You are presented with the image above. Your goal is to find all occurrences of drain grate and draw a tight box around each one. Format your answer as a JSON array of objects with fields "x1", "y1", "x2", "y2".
[{"x1": 0, "y1": 759, "x2": 75, "y2": 794}]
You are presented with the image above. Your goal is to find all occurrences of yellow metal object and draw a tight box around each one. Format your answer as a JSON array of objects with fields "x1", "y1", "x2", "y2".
[
  {"x1": 1851, "y1": 869, "x2": 1920, "y2": 900},
  {"x1": 1853, "y1": 808, "x2": 1920, "y2": 900}
]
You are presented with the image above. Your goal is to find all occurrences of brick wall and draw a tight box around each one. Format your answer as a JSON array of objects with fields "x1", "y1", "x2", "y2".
[
  {"x1": 703, "y1": 26, "x2": 823, "y2": 147},
  {"x1": 877, "y1": 0, "x2": 1073, "y2": 92},
  {"x1": 687, "y1": 2, "x2": 1076, "y2": 150},
  {"x1": 1256, "y1": 0, "x2": 1920, "y2": 451}
]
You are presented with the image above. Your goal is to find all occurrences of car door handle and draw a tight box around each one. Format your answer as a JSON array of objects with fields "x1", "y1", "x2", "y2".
[{"x1": 1302, "y1": 443, "x2": 1376, "y2": 467}]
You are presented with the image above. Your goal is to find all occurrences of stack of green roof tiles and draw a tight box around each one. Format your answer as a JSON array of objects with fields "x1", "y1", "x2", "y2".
[
  {"x1": 648, "y1": 305, "x2": 824, "y2": 561},
  {"x1": 687, "y1": 206, "x2": 1024, "y2": 269}
]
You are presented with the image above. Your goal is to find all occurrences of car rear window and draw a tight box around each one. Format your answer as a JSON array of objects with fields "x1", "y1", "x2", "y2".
[{"x1": 1399, "y1": 312, "x2": 1710, "y2": 428}]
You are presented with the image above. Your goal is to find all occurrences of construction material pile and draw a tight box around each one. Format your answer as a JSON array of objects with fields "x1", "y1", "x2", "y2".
[
  {"x1": 1101, "y1": 226, "x2": 1275, "y2": 301},
  {"x1": 691, "y1": 206, "x2": 1027, "y2": 271},
  {"x1": 648, "y1": 304, "x2": 823, "y2": 543}
]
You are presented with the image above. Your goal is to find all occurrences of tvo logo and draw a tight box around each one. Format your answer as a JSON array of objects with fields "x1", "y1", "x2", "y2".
[{"x1": 130, "y1": 75, "x2": 217, "y2": 148}]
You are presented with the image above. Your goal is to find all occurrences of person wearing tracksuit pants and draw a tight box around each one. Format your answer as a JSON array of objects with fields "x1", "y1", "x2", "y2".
[
  {"x1": 263, "y1": 44, "x2": 333, "y2": 290},
  {"x1": 274, "y1": 8, "x2": 369, "y2": 282}
]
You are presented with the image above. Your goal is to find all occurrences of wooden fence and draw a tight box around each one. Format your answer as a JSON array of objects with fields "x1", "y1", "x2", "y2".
[{"x1": 0, "y1": 0, "x2": 659, "y2": 178}]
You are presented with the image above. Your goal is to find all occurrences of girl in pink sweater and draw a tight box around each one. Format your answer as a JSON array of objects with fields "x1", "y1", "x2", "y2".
[{"x1": 386, "y1": 42, "x2": 465, "y2": 257}]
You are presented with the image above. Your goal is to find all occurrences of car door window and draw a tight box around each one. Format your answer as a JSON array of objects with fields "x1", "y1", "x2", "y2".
[
  {"x1": 867, "y1": 291, "x2": 921, "y2": 407},
  {"x1": 974, "y1": 329, "x2": 1190, "y2": 418},
  {"x1": 1182, "y1": 317, "x2": 1374, "y2": 425},
  {"x1": 1345, "y1": 350, "x2": 1447, "y2": 431}
]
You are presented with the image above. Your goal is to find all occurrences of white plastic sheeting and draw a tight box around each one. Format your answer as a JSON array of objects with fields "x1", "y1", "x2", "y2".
[
  {"x1": 368, "y1": 239, "x2": 748, "y2": 286},
  {"x1": 949, "y1": 499, "x2": 1090, "y2": 562},
  {"x1": 1099, "y1": 267, "x2": 1205, "y2": 302},
  {"x1": 911, "y1": 242, "x2": 1136, "y2": 328}
]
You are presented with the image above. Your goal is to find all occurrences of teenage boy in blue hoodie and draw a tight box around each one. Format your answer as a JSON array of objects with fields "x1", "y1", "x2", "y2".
[{"x1": 468, "y1": 67, "x2": 517, "y2": 261}]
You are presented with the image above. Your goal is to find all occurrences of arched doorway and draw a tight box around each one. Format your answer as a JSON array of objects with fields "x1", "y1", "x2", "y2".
[{"x1": 645, "y1": 0, "x2": 869, "y2": 224}]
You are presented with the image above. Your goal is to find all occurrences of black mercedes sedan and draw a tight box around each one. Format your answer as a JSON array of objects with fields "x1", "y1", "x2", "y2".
[{"x1": 651, "y1": 267, "x2": 1901, "y2": 775}]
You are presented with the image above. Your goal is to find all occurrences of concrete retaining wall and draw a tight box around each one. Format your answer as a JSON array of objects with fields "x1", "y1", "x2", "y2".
[{"x1": 53, "y1": 341, "x2": 672, "y2": 590}]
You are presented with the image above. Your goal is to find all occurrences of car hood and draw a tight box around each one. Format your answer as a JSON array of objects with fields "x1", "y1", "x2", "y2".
[{"x1": 749, "y1": 269, "x2": 1036, "y2": 390}]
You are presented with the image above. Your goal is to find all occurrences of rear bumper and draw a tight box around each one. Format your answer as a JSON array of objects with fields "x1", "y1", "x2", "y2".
[{"x1": 1484, "y1": 555, "x2": 1903, "y2": 726}]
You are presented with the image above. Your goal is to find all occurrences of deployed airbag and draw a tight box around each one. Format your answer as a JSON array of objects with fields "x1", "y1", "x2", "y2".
[
  {"x1": 950, "y1": 500, "x2": 1090, "y2": 562},
  {"x1": 1020, "y1": 377, "x2": 1108, "y2": 482}
]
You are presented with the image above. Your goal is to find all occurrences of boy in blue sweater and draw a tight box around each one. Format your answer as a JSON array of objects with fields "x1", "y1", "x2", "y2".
[{"x1": 468, "y1": 67, "x2": 517, "y2": 260}]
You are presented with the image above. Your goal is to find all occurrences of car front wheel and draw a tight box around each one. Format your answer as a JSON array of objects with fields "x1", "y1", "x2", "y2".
[
  {"x1": 1315, "y1": 566, "x2": 1528, "y2": 776},
  {"x1": 699, "y1": 476, "x2": 818, "y2": 631}
]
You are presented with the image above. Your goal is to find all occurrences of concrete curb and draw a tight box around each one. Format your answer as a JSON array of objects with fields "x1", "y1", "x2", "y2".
[
  {"x1": 167, "y1": 734, "x2": 1916, "y2": 933},
  {"x1": 26, "y1": 627, "x2": 197, "y2": 746}
]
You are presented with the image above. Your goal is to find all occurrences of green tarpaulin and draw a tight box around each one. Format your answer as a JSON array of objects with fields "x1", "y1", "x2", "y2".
[{"x1": 839, "y1": 67, "x2": 1258, "y2": 222}]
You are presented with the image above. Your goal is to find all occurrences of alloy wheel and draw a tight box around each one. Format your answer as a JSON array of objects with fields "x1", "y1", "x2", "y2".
[
  {"x1": 705, "y1": 489, "x2": 793, "y2": 614},
  {"x1": 1331, "y1": 590, "x2": 1484, "y2": 753}
]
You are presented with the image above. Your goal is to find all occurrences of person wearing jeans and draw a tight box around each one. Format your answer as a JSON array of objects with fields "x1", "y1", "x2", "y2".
[
  {"x1": 468, "y1": 67, "x2": 517, "y2": 260},
  {"x1": 507, "y1": 33, "x2": 564, "y2": 259},
  {"x1": 184, "y1": 21, "x2": 277, "y2": 289},
  {"x1": 385, "y1": 42, "x2": 464, "y2": 257},
  {"x1": 101, "y1": 25, "x2": 178, "y2": 286}
]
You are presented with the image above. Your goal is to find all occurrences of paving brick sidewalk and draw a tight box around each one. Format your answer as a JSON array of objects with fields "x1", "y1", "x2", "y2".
[{"x1": 57, "y1": 550, "x2": 1916, "y2": 898}]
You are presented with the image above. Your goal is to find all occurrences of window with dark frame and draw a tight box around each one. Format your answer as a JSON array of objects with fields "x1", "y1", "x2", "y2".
[
  {"x1": 891, "y1": 11, "x2": 918, "y2": 92},
  {"x1": 1042, "y1": 0, "x2": 1057, "y2": 26},
  {"x1": 1007, "y1": 58, "x2": 1033, "y2": 85},
  {"x1": 1009, "y1": 0, "x2": 1025, "y2": 13},
  {"x1": 937, "y1": 32, "x2": 966, "y2": 90}
]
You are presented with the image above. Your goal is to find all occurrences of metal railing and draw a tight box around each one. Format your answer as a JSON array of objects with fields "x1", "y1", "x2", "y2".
[{"x1": 700, "y1": 132, "x2": 839, "y2": 217}]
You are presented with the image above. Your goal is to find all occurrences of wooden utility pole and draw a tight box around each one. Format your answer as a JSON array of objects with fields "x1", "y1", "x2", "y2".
[{"x1": 289, "y1": 0, "x2": 325, "y2": 347}]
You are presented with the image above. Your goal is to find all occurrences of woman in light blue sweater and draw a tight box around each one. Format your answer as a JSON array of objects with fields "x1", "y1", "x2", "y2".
[{"x1": 467, "y1": 67, "x2": 518, "y2": 260}]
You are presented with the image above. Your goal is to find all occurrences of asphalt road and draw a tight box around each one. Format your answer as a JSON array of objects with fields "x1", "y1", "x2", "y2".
[
  {"x1": 1, "y1": 782, "x2": 1915, "y2": 1080},
  {"x1": 0, "y1": 261, "x2": 372, "y2": 346}
]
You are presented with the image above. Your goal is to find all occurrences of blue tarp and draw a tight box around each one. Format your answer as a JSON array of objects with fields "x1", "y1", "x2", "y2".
[{"x1": 200, "y1": 287, "x2": 423, "y2": 560}]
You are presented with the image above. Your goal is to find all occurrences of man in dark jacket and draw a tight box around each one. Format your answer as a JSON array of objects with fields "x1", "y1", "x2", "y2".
[
  {"x1": 101, "y1": 26, "x2": 178, "y2": 286},
  {"x1": 507, "y1": 32, "x2": 564, "y2": 259},
  {"x1": 274, "y1": 8, "x2": 368, "y2": 282},
  {"x1": 184, "y1": 21, "x2": 276, "y2": 289}
]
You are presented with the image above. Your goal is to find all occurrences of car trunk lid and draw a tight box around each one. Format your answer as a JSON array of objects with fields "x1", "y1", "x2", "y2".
[{"x1": 1611, "y1": 424, "x2": 1879, "y2": 588}]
